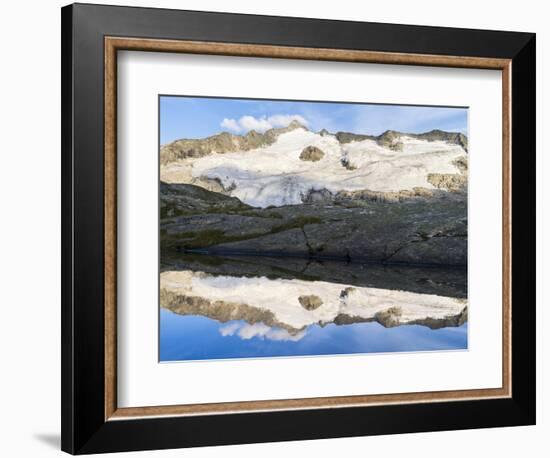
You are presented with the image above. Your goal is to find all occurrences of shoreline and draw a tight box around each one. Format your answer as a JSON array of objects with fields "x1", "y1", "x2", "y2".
[{"x1": 177, "y1": 248, "x2": 468, "y2": 270}]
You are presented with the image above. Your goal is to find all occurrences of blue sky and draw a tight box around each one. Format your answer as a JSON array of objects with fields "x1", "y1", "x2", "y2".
[
  {"x1": 160, "y1": 310, "x2": 467, "y2": 362},
  {"x1": 160, "y1": 96, "x2": 468, "y2": 145}
]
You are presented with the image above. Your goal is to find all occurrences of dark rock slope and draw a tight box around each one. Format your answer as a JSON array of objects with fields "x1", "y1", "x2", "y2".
[{"x1": 161, "y1": 182, "x2": 467, "y2": 266}]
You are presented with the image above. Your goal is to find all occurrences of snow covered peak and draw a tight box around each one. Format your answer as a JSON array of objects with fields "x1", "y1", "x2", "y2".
[
  {"x1": 161, "y1": 127, "x2": 468, "y2": 208},
  {"x1": 286, "y1": 119, "x2": 307, "y2": 130}
]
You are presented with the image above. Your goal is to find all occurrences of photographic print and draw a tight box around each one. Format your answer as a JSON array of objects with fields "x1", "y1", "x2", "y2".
[{"x1": 159, "y1": 96, "x2": 468, "y2": 362}]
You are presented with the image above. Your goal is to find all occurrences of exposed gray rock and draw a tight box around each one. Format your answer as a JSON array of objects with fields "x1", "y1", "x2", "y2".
[
  {"x1": 384, "y1": 236, "x2": 466, "y2": 265},
  {"x1": 303, "y1": 188, "x2": 334, "y2": 203},
  {"x1": 408, "y1": 305, "x2": 468, "y2": 329},
  {"x1": 334, "y1": 187, "x2": 439, "y2": 203},
  {"x1": 340, "y1": 156, "x2": 357, "y2": 170},
  {"x1": 339, "y1": 287, "x2": 357, "y2": 300},
  {"x1": 427, "y1": 173, "x2": 467, "y2": 192},
  {"x1": 205, "y1": 227, "x2": 310, "y2": 257},
  {"x1": 299, "y1": 146, "x2": 325, "y2": 162},
  {"x1": 303, "y1": 186, "x2": 466, "y2": 205},
  {"x1": 160, "y1": 181, "x2": 251, "y2": 218},
  {"x1": 298, "y1": 295, "x2": 323, "y2": 310},
  {"x1": 377, "y1": 130, "x2": 404, "y2": 151},
  {"x1": 332, "y1": 305, "x2": 467, "y2": 329},
  {"x1": 334, "y1": 129, "x2": 468, "y2": 153},
  {"x1": 453, "y1": 156, "x2": 468, "y2": 173},
  {"x1": 413, "y1": 129, "x2": 468, "y2": 152},
  {"x1": 335, "y1": 131, "x2": 374, "y2": 144},
  {"x1": 374, "y1": 306, "x2": 403, "y2": 327}
]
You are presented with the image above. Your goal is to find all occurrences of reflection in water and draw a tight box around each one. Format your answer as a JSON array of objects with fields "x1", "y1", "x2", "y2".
[
  {"x1": 219, "y1": 322, "x2": 307, "y2": 342},
  {"x1": 160, "y1": 255, "x2": 467, "y2": 361}
]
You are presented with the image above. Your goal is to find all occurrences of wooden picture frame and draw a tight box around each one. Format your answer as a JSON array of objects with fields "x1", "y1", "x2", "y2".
[{"x1": 62, "y1": 3, "x2": 536, "y2": 454}]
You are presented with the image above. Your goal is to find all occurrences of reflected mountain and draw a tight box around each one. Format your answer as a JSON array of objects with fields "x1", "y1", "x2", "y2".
[
  {"x1": 161, "y1": 269, "x2": 466, "y2": 337},
  {"x1": 160, "y1": 255, "x2": 467, "y2": 356}
]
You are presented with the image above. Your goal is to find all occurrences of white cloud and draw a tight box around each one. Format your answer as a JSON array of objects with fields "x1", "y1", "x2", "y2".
[
  {"x1": 237, "y1": 322, "x2": 271, "y2": 339},
  {"x1": 220, "y1": 114, "x2": 309, "y2": 134},
  {"x1": 219, "y1": 322, "x2": 306, "y2": 342},
  {"x1": 220, "y1": 118, "x2": 241, "y2": 132},
  {"x1": 266, "y1": 114, "x2": 308, "y2": 129},
  {"x1": 239, "y1": 115, "x2": 273, "y2": 133},
  {"x1": 219, "y1": 322, "x2": 241, "y2": 336}
]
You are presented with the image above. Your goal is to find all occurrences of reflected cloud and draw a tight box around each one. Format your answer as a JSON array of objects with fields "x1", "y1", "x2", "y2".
[
  {"x1": 159, "y1": 258, "x2": 469, "y2": 361},
  {"x1": 220, "y1": 322, "x2": 307, "y2": 342}
]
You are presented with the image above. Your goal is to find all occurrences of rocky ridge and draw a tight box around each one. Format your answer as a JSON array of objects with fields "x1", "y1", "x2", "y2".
[
  {"x1": 161, "y1": 120, "x2": 306, "y2": 165},
  {"x1": 161, "y1": 123, "x2": 468, "y2": 166},
  {"x1": 161, "y1": 182, "x2": 467, "y2": 266},
  {"x1": 336, "y1": 129, "x2": 468, "y2": 152}
]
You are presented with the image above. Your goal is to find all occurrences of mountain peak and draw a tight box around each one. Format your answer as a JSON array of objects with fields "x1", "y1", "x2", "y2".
[
  {"x1": 288, "y1": 119, "x2": 306, "y2": 129},
  {"x1": 161, "y1": 125, "x2": 468, "y2": 165},
  {"x1": 263, "y1": 120, "x2": 309, "y2": 138}
]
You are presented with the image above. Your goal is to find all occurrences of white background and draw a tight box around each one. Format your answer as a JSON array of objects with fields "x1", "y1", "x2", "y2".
[
  {"x1": 0, "y1": 0, "x2": 545, "y2": 457},
  {"x1": 118, "y1": 52, "x2": 502, "y2": 407}
]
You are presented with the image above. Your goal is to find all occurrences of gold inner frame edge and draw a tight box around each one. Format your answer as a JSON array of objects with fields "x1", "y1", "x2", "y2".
[{"x1": 104, "y1": 37, "x2": 512, "y2": 421}]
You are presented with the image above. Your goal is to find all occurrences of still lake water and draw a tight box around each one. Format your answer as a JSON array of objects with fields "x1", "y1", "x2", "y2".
[{"x1": 159, "y1": 255, "x2": 467, "y2": 362}]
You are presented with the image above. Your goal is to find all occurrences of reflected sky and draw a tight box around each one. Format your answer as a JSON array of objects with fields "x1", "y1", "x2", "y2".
[
  {"x1": 160, "y1": 309, "x2": 467, "y2": 362},
  {"x1": 159, "y1": 255, "x2": 468, "y2": 362}
]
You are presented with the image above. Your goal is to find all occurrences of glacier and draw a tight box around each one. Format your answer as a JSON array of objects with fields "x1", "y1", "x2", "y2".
[{"x1": 162, "y1": 127, "x2": 467, "y2": 208}]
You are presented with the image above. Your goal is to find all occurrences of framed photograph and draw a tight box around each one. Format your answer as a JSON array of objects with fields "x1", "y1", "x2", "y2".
[{"x1": 61, "y1": 3, "x2": 536, "y2": 454}]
